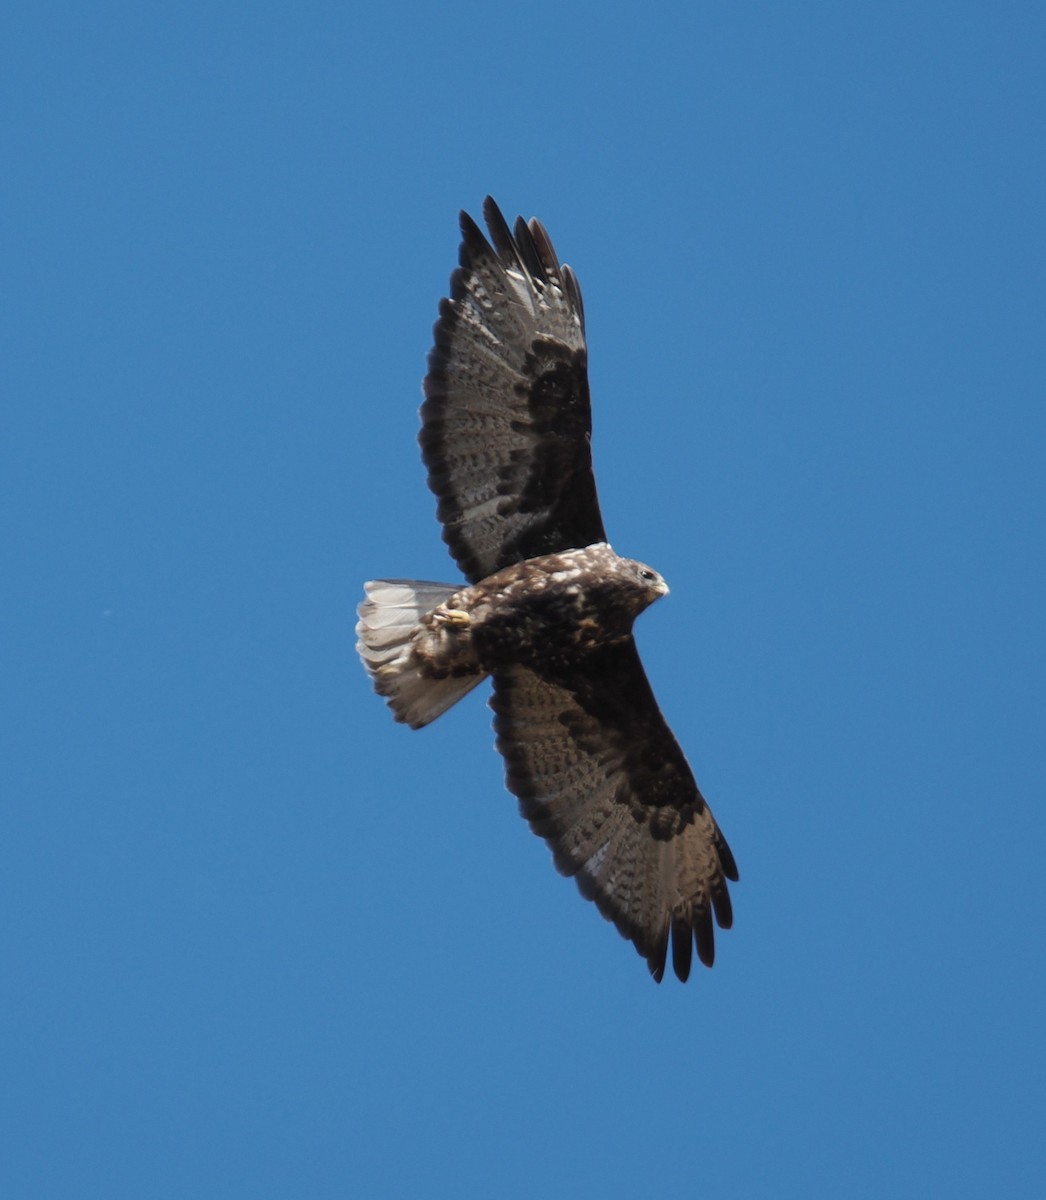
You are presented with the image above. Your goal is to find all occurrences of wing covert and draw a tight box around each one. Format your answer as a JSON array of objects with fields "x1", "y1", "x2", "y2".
[{"x1": 420, "y1": 197, "x2": 606, "y2": 584}]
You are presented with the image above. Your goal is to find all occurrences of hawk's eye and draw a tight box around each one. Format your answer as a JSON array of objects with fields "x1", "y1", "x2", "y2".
[{"x1": 639, "y1": 569, "x2": 656, "y2": 582}]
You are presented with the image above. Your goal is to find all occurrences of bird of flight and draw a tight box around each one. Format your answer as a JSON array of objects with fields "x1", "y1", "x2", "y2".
[{"x1": 357, "y1": 198, "x2": 737, "y2": 981}]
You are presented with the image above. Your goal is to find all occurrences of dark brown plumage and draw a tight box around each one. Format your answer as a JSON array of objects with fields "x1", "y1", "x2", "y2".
[{"x1": 357, "y1": 198, "x2": 737, "y2": 982}]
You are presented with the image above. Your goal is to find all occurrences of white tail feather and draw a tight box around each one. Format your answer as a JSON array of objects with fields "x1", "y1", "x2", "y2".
[{"x1": 356, "y1": 580, "x2": 487, "y2": 729}]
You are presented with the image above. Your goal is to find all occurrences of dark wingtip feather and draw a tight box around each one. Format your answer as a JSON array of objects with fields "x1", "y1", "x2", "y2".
[
  {"x1": 481, "y1": 196, "x2": 513, "y2": 254},
  {"x1": 458, "y1": 209, "x2": 492, "y2": 270},
  {"x1": 671, "y1": 912, "x2": 694, "y2": 982},
  {"x1": 694, "y1": 905, "x2": 716, "y2": 969},
  {"x1": 712, "y1": 879, "x2": 734, "y2": 930},
  {"x1": 562, "y1": 264, "x2": 585, "y2": 331},
  {"x1": 526, "y1": 218, "x2": 562, "y2": 281},
  {"x1": 644, "y1": 919, "x2": 669, "y2": 983},
  {"x1": 717, "y1": 829, "x2": 740, "y2": 882},
  {"x1": 512, "y1": 214, "x2": 549, "y2": 284},
  {"x1": 481, "y1": 194, "x2": 502, "y2": 229}
]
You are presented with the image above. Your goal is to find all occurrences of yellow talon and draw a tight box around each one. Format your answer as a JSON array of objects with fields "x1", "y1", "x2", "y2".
[{"x1": 437, "y1": 607, "x2": 471, "y2": 627}]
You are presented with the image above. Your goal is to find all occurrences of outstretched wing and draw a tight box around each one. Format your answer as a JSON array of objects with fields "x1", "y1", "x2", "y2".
[
  {"x1": 490, "y1": 646, "x2": 738, "y2": 983},
  {"x1": 420, "y1": 197, "x2": 606, "y2": 584}
]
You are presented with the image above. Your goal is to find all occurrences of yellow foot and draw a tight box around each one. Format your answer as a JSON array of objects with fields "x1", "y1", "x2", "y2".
[{"x1": 435, "y1": 607, "x2": 471, "y2": 628}]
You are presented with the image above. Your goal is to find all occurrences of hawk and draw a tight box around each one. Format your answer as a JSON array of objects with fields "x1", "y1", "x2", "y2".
[{"x1": 356, "y1": 198, "x2": 737, "y2": 981}]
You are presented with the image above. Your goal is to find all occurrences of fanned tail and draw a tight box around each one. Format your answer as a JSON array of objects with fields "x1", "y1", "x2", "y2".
[{"x1": 356, "y1": 580, "x2": 486, "y2": 729}]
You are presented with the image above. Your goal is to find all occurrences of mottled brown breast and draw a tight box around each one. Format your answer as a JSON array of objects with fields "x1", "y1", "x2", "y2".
[{"x1": 461, "y1": 545, "x2": 664, "y2": 675}]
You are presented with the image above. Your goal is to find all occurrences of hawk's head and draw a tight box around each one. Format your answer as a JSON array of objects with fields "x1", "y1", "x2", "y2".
[
  {"x1": 561, "y1": 542, "x2": 670, "y2": 634},
  {"x1": 618, "y1": 555, "x2": 670, "y2": 604}
]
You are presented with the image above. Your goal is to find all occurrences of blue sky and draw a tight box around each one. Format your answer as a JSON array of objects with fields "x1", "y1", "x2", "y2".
[{"x1": 4, "y1": 2, "x2": 1045, "y2": 1196}]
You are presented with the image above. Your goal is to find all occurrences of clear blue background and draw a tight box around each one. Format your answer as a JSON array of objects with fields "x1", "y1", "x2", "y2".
[{"x1": 5, "y1": 2, "x2": 1044, "y2": 1196}]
